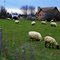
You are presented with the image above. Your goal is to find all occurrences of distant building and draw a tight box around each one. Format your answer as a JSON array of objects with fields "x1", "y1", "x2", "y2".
[
  {"x1": 11, "y1": 13, "x2": 18, "y2": 18},
  {"x1": 11, "y1": 13, "x2": 19, "y2": 19},
  {"x1": 36, "y1": 7, "x2": 60, "y2": 21}
]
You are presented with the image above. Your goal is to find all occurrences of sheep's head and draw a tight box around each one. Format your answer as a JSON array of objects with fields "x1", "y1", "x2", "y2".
[{"x1": 56, "y1": 45, "x2": 59, "y2": 49}]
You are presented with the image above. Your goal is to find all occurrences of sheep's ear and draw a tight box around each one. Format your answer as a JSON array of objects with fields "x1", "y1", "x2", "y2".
[{"x1": 56, "y1": 45, "x2": 59, "y2": 49}]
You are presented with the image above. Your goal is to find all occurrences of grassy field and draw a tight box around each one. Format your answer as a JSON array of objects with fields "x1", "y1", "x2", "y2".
[{"x1": 0, "y1": 19, "x2": 60, "y2": 60}]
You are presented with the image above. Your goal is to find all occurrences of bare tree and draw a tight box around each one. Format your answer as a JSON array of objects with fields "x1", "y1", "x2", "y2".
[
  {"x1": 29, "y1": 6, "x2": 35, "y2": 15},
  {"x1": 21, "y1": 5, "x2": 28, "y2": 18},
  {"x1": 0, "y1": 6, "x2": 7, "y2": 18}
]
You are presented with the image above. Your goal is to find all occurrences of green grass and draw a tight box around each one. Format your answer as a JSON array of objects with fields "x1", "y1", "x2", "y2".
[{"x1": 0, "y1": 19, "x2": 60, "y2": 60}]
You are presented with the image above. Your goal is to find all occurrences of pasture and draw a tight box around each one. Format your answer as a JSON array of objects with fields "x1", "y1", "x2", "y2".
[{"x1": 0, "y1": 19, "x2": 60, "y2": 60}]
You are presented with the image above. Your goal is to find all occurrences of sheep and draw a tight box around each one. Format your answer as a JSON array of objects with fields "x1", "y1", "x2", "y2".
[
  {"x1": 28, "y1": 31, "x2": 42, "y2": 41},
  {"x1": 50, "y1": 22, "x2": 57, "y2": 27},
  {"x1": 15, "y1": 20, "x2": 19, "y2": 23},
  {"x1": 51, "y1": 19, "x2": 54, "y2": 22},
  {"x1": 7, "y1": 18, "x2": 11, "y2": 20},
  {"x1": 41, "y1": 21, "x2": 47, "y2": 24},
  {"x1": 31, "y1": 21, "x2": 36, "y2": 25},
  {"x1": 44, "y1": 36, "x2": 59, "y2": 49}
]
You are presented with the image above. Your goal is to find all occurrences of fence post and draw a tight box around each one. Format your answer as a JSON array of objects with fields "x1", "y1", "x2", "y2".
[{"x1": 0, "y1": 28, "x2": 2, "y2": 50}]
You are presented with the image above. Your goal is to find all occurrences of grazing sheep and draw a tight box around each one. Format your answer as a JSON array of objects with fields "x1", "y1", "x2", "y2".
[
  {"x1": 15, "y1": 20, "x2": 19, "y2": 23},
  {"x1": 41, "y1": 21, "x2": 46, "y2": 24},
  {"x1": 28, "y1": 31, "x2": 42, "y2": 41},
  {"x1": 44, "y1": 36, "x2": 59, "y2": 49},
  {"x1": 7, "y1": 18, "x2": 11, "y2": 20},
  {"x1": 50, "y1": 22, "x2": 57, "y2": 27},
  {"x1": 51, "y1": 19, "x2": 54, "y2": 22},
  {"x1": 31, "y1": 21, "x2": 36, "y2": 25}
]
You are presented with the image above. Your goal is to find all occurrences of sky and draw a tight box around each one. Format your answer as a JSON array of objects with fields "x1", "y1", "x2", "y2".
[
  {"x1": 0, "y1": 0, "x2": 60, "y2": 8},
  {"x1": 0, "y1": 0, "x2": 60, "y2": 13}
]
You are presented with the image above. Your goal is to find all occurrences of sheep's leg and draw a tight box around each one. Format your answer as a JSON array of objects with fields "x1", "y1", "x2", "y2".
[
  {"x1": 49, "y1": 43, "x2": 51, "y2": 48},
  {"x1": 30, "y1": 37, "x2": 36, "y2": 41},
  {"x1": 36, "y1": 39, "x2": 40, "y2": 41},
  {"x1": 52, "y1": 44, "x2": 54, "y2": 49},
  {"x1": 30, "y1": 37, "x2": 34, "y2": 41},
  {"x1": 56, "y1": 45, "x2": 59, "y2": 49},
  {"x1": 45, "y1": 41, "x2": 47, "y2": 48}
]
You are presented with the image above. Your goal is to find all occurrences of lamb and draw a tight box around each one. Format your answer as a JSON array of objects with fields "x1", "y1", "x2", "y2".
[
  {"x1": 15, "y1": 20, "x2": 19, "y2": 23},
  {"x1": 28, "y1": 31, "x2": 42, "y2": 41},
  {"x1": 41, "y1": 21, "x2": 46, "y2": 24},
  {"x1": 31, "y1": 21, "x2": 36, "y2": 25},
  {"x1": 50, "y1": 22, "x2": 57, "y2": 27},
  {"x1": 44, "y1": 36, "x2": 59, "y2": 49}
]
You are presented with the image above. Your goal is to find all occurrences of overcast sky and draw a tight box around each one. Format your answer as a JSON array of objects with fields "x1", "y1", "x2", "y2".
[{"x1": 0, "y1": 0, "x2": 60, "y2": 9}]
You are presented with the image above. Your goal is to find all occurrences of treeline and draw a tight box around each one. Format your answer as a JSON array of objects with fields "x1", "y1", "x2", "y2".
[
  {"x1": 21, "y1": 5, "x2": 35, "y2": 16},
  {"x1": 0, "y1": 6, "x2": 12, "y2": 19},
  {"x1": 0, "y1": 5, "x2": 36, "y2": 19}
]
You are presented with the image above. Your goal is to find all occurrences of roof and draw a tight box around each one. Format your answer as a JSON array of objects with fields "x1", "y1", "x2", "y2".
[{"x1": 39, "y1": 7, "x2": 58, "y2": 12}]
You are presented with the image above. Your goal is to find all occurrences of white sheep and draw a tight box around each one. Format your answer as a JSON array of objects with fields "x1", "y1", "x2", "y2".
[
  {"x1": 15, "y1": 20, "x2": 19, "y2": 23},
  {"x1": 50, "y1": 22, "x2": 57, "y2": 27},
  {"x1": 41, "y1": 21, "x2": 46, "y2": 24},
  {"x1": 51, "y1": 19, "x2": 54, "y2": 22},
  {"x1": 28, "y1": 31, "x2": 42, "y2": 41},
  {"x1": 31, "y1": 21, "x2": 36, "y2": 25},
  {"x1": 7, "y1": 18, "x2": 11, "y2": 20},
  {"x1": 44, "y1": 36, "x2": 59, "y2": 49}
]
